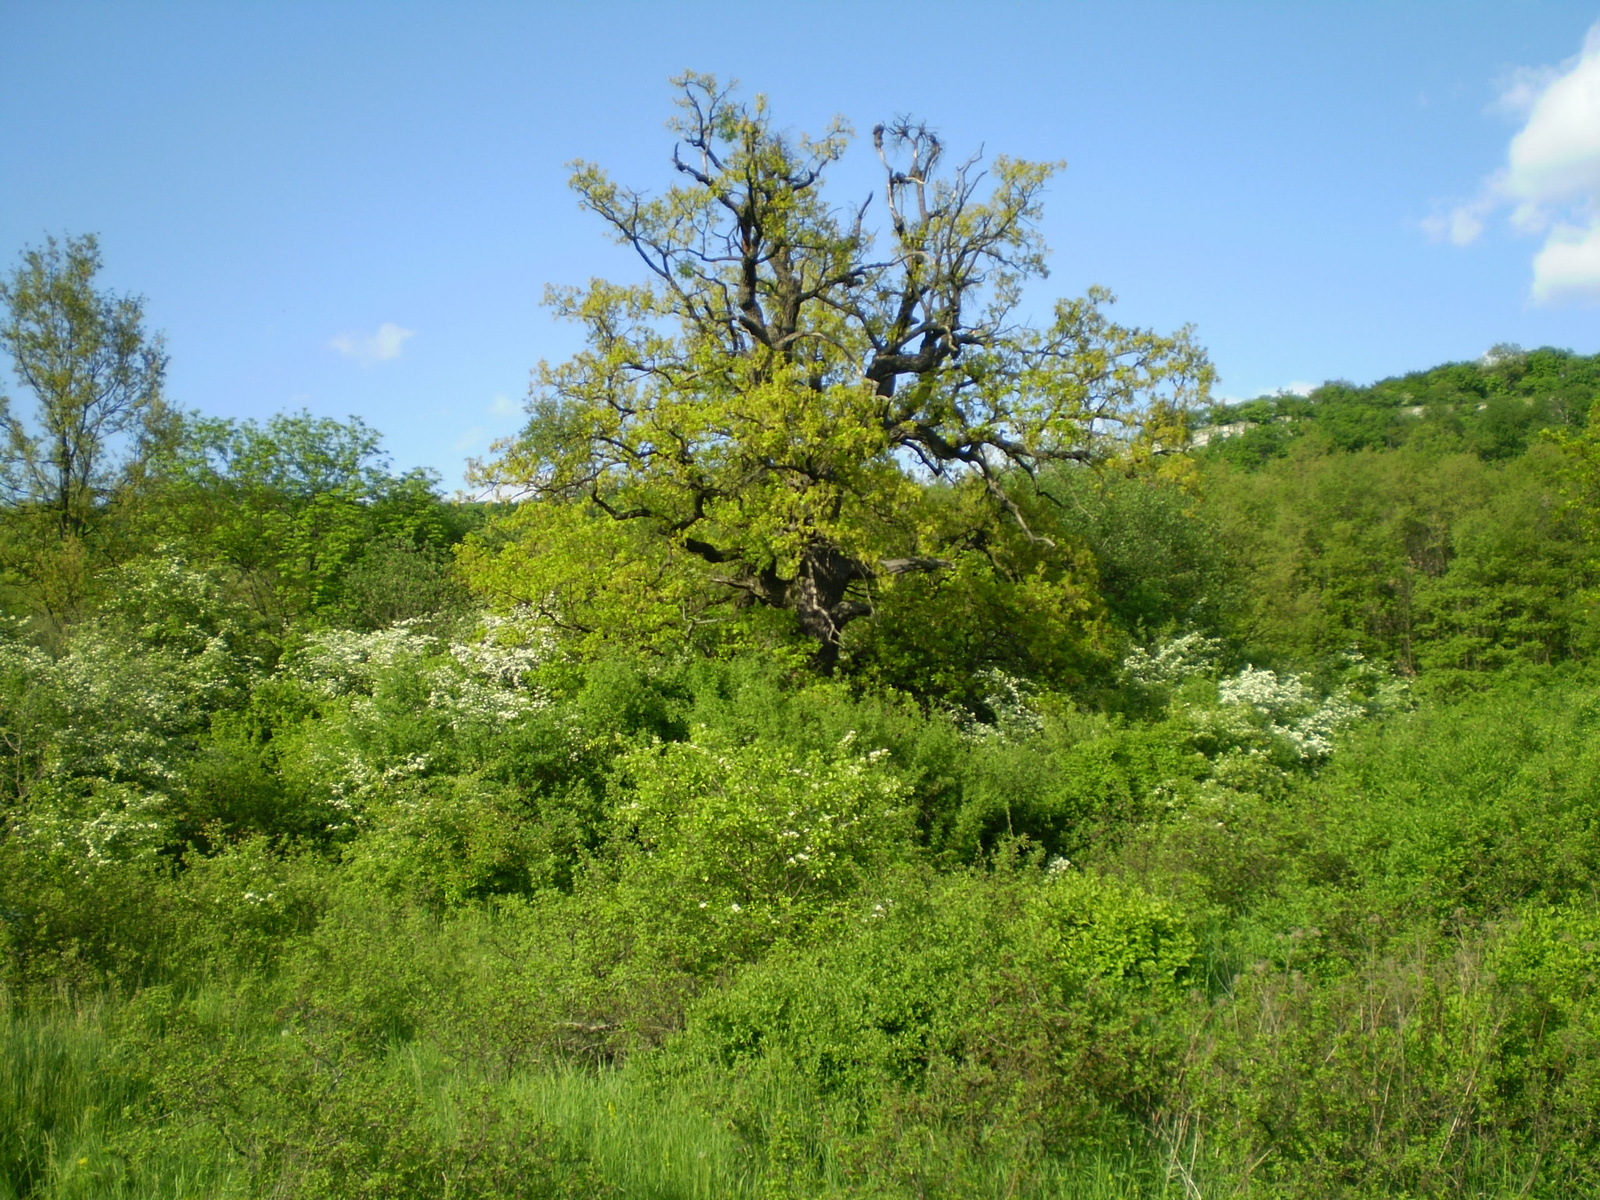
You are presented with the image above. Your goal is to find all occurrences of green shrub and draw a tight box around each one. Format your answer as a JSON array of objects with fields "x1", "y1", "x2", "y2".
[
  {"x1": 605, "y1": 728, "x2": 915, "y2": 974},
  {"x1": 674, "y1": 863, "x2": 1195, "y2": 1157},
  {"x1": 1170, "y1": 916, "x2": 1600, "y2": 1199}
]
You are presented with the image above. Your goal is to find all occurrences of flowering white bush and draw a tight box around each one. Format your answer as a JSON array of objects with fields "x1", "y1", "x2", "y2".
[
  {"x1": 1216, "y1": 652, "x2": 1407, "y2": 761},
  {"x1": 5, "y1": 778, "x2": 173, "y2": 877},
  {"x1": 447, "y1": 611, "x2": 554, "y2": 688},
  {"x1": 290, "y1": 623, "x2": 437, "y2": 698},
  {"x1": 955, "y1": 668, "x2": 1046, "y2": 743},
  {"x1": 1210, "y1": 661, "x2": 1401, "y2": 762},
  {"x1": 49, "y1": 624, "x2": 245, "y2": 786},
  {"x1": 1121, "y1": 632, "x2": 1223, "y2": 688},
  {"x1": 1122, "y1": 636, "x2": 1407, "y2": 785},
  {"x1": 0, "y1": 558, "x2": 262, "y2": 866},
  {"x1": 289, "y1": 610, "x2": 553, "y2": 730},
  {"x1": 1216, "y1": 665, "x2": 1310, "y2": 716},
  {"x1": 277, "y1": 609, "x2": 558, "y2": 810}
]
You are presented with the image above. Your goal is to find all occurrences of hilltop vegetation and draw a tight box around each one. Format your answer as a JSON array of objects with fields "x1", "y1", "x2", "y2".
[
  {"x1": 5, "y1": 95, "x2": 1600, "y2": 1198},
  {"x1": 1193, "y1": 351, "x2": 1600, "y2": 679}
]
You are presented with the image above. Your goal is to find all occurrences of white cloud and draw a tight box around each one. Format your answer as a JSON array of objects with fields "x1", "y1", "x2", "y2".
[
  {"x1": 489, "y1": 393, "x2": 519, "y2": 417},
  {"x1": 1532, "y1": 220, "x2": 1600, "y2": 303},
  {"x1": 1436, "y1": 22, "x2": 1600, "y2": 304},
  {"x1": 329, "y1": 321, "x2": 415, "y2": 365},
  {"x1": 1490, "y1": 64, "x2": 1561, "y2": 116},
  {"x1": 1283, "y1": 381, "x2": 1317, "y2": 397},
  {"x1": 1504, "y1": 27, "x2": 1600, "y2": 210},
  {"x1": 453, "y1": 425, "x2": 487, "y2": 453},
  {"x1": 1424, "y1": 195, "x2": 1493, "y2": 245}
]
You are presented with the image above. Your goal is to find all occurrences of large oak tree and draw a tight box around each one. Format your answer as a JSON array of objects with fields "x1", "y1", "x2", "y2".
[{"x1": 467, "y1": 76, "x2": 1212, "y2": 668}]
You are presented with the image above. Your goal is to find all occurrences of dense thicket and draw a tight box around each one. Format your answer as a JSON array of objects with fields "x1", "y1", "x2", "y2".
[{"x1": 5, "y1": 231, "x2": 1600, "y2": 1195}]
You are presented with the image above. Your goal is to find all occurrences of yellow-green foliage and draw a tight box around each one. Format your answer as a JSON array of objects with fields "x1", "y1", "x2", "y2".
[{"x1": 464, "y1": 78, "x2": 1210, "y2": 664}]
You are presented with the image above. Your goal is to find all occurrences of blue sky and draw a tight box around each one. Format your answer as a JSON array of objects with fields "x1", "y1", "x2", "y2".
[{"x1": 3, "y1": 2, "x2": 1599, "y2": 491}]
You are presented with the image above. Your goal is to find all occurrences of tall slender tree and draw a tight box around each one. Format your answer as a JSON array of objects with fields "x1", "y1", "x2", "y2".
[{"x1": 0, "y1": 234, "x2": 168, "y2": 538}]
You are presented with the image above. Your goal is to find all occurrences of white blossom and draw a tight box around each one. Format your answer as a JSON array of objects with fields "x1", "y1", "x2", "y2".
[
  {"x1": 955, "y1": 668, "x2": 1045, "y2": 743},
  {"x1": 1214, "y1": 664, "x2": 1383, "y2": 762},
  {"x1": 1121, "y1": 633, "x2": 1223, "y2": 687}
]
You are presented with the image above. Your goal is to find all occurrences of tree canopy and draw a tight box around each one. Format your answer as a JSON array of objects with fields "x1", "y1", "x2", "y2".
[
  {"x1": 144, "y1": 411, "x2": 466, "y2": 625},
  {"x1": 0, "y1": 234, "x2": 172, "y2": 625},
  {"x1": 467, "y1": 75, "x2": 1212, "y2": 667},
  {"x1": 0, "y1": 234, "x2": 168, "y2": 537}
]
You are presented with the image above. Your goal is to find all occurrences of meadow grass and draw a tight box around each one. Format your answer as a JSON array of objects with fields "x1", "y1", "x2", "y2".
[
  {"x1": 0, "y1": 992, "x2": 241, "y2": 1199},
  {"x1": 1, "y1": 991, "x2": 1188, "y2": 1200}
]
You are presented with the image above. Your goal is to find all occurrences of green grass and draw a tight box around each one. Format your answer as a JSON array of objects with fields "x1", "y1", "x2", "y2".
[
  {"x1": 504, "y1": 1061, "x2": 1180, "y2": 1199},
  {"x1": 0, "y1": 993, "x2": 242, "y2": 1200},
  {"x1": 1, "y1": 992, "x2": 1185, "y2": 1200}
]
